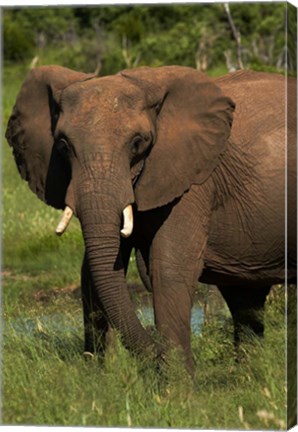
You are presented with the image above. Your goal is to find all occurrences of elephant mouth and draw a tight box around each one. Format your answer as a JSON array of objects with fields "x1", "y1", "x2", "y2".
[{"x1": 55, "y1": 203, "x2": 134, "y2": 238}]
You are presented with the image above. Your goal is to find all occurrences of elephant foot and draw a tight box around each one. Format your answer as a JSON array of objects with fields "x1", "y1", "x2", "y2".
[
  {"x1": 218, "y1": 284, "x2": 270, "y2": 351},
  {"x1": 233, "y1": 311, "x2": 265, "y2": 346},
  {"x1": 232, "y1": 319, "x2": 266, "y2": 365},
  {"x1": 154, "y1": 343, "x2": 196, "y2": 382}
]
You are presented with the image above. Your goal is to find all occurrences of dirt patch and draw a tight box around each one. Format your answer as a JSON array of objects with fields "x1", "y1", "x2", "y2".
[{"x1": 33, "y1": 284, "x2": 81, "y2": 302}]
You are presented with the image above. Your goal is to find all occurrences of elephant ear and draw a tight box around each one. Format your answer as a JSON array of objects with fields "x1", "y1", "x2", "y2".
[
  {"x1": 121, "y1": 66, "x2": 235, "y2": 211},
  {"x1": 5, "y1": 65, "x2": 94, "y2": 210}
]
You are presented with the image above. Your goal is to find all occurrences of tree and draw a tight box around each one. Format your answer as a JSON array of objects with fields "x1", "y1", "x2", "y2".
[
  {"x1": 3, "y1": 11, "x2": 34, "y2": 61},
  {"x1": 224, "y1": 3, "x2": 244, "y2": 70},
  {"x1": 3, "y1": 4, "x2": 288, "y2": 75}
]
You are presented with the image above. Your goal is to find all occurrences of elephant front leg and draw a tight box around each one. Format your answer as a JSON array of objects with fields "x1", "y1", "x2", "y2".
[
  {"x1": 151, "y1": 261, "x2": 201, "y2": 376},
  {"x1": 81, "y1": 252, "x2": 109, "y2": 356},
  {"x1": 148, "y1": 187, "x2": 212, "y2": 377}
]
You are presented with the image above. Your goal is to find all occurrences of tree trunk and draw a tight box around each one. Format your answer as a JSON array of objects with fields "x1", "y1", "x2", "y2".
[{"x1": 224, "y1": 3, "x2": 244, "y2": 70}]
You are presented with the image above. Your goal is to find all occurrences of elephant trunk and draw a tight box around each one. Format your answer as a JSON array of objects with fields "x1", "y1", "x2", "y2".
[
  {"x1": 74, "y1": 166, "x2": 156, "y2": 355},
  {"x1": 83, "y1": 226, "x2": 153, "y2": 353}
]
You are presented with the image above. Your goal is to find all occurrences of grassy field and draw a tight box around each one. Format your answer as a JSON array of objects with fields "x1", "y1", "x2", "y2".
[{"x1": 2, "y1": 63, "x2": 290, "y2": 429}]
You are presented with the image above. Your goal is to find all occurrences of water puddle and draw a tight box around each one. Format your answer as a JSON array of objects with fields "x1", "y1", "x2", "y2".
[
  {"x1": 8, "y1": 305, "x2": 204, "y2": 336},
  {"x1": 137, "y1": 305, "x2": 204, "y2": 335}
]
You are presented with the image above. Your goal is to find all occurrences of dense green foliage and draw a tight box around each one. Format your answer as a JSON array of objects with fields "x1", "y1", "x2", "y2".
[{"x1": 3, "y1": 3, "x2": 293, "y2": 75}]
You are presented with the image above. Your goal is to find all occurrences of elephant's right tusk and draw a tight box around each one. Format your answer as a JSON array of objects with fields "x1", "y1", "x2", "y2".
[
  {"x1": 120, "y1": 204, "x2": 134, "y2": 238},
  {"x1": 55, "y1": 206, "x2": 73, "y2": 236}
]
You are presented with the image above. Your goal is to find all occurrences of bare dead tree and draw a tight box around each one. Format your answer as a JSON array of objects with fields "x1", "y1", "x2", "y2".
[
  {"x1": 121, "y1": 35, "x2": 141, "y2": 69},
  {"x1": 92, "y1": 23, "x2": 104, "y2": 75},
  {"x1": 224, "y1": 50, "x2": 236, "y2": 72},
  {"x1": 224, "y1": 3, "x2": 244, "y2": 70},
  {"x1": 30, "y1": 56, "x2": 39, "y2": 69},
  {"x1": 195, "y1": 28, "x2": 217, "y2": 72},
  {"x1": 195, "y1": 39, "x2": 209, "y2": 72},
  {"x1": 94, "y1": 60, "x2": 102, "y2": 76}
]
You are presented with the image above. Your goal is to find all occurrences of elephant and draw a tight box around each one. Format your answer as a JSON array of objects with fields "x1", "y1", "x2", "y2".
[{"x1": 6, "y1": 65, "x2": 296, "y2": 375}]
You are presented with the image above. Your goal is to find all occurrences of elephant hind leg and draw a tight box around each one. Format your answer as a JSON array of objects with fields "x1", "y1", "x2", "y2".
[{"x1": 218, "y1": 284, "x2": 271, "y2": 346}]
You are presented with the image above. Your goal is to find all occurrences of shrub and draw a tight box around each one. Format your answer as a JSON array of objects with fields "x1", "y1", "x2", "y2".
[{"x1": 3, "y1": 14, "x2": 34, "y2": 62}]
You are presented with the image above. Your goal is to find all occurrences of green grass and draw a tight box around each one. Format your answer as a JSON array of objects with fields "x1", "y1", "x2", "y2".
[
  {"x1": 2, "y1": 62, "x2": 289, "y2": 429},
  {"x1": 2, "y1": 285, "x2": 287, "y2": 428}
]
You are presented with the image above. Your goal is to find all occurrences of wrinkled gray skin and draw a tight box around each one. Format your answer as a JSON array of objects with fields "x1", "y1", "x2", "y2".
[{"x1": 6, "y1": 66, "x2": 296, "y2": 375}]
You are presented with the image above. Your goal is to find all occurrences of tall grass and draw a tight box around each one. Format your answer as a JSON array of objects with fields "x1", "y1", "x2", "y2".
[
  {"x1": 2, "y1": 63, "x2": 289, "y2": 429},
  {"x1": 2, "y1": 287, "x2": 287, "y2": 428}
]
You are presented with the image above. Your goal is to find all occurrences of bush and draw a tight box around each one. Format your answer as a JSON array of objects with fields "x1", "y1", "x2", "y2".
[{"x1": 3, "y1": 14, "x2": 34, "y2": 61}]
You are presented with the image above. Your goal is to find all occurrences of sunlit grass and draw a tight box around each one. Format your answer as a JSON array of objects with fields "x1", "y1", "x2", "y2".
[{"x1": 2, "y1": 281, "x2": 287, "y2": 428}]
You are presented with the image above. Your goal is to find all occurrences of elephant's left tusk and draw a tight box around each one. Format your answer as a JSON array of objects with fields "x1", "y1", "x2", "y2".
[
  {"x1": 55, "y1": 206, "x2": 73, "y2": 236},
  {"x1": 120, "y1": 204, "x2": 134, "y2": 238}
]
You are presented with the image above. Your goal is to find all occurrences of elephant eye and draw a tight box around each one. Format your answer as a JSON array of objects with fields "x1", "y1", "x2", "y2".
[
  {"x1": 130, "y1": 133, "x2": 153, "y2": 158},
  {"x1": 56, "y1": 137, "x2": 71, "y2": 157},
  {"x1": 130, "y1": 136, "x2": 143, "y2": 156}
]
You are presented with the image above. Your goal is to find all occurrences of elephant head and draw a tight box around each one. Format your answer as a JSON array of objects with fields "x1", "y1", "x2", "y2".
[{"x1": 6, "y1": 65, "x2": 234, "y2": 355}]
